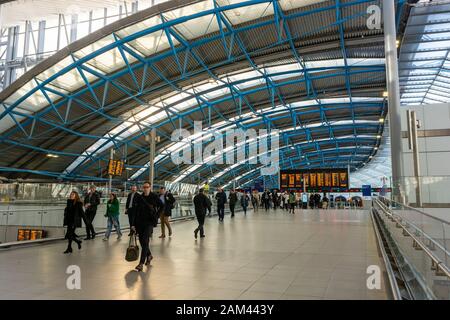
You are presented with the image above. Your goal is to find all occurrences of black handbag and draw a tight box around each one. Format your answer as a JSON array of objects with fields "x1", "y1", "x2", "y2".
[{"x1": 125, "y1": 234, "x2": 140, "y2": 262}]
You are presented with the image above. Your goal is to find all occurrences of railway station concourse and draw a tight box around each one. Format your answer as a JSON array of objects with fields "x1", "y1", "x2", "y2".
[{"x1": 0, "y1": 0, "x2": 449, "y2": 301}]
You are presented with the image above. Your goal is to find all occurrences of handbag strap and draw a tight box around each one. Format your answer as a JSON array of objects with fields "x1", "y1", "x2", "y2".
[{"x1": 129, "y1": 233, "x2": 137, "y2": 247}]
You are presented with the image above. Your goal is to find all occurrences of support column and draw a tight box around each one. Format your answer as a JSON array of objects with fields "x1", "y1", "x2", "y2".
[
  {"x1": 148, "y1": 129, "x2": 156, "y2": 188},
  {"x1": 407, "y1": 110, "x2": 422, "y2": 207},
  {"x1": 109, "y1": 148, "x2": 114, "y2": 195},
  {"x1": 37, "y1": 20, "x2": 45, "y2": 60},
  {"x1": 383, "y1": 0, "x2": 404, "y2": 203}
]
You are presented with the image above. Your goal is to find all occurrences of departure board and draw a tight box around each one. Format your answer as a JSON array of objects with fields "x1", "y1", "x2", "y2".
[
  {"x1": 280, "y1": 169, "x2": 349, "y2": 190},
  {"x1": 107, "y1": 160, "x2": 124, "y2": 176}
]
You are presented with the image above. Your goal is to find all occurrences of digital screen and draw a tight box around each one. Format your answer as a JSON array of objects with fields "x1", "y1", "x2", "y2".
[
  {"x1": 107, "y1": 160, "x2": 124, "y2": 176},
  {"x1": 280, "y1": 169, "x2": 349, "y2": 191},
  {"x1": 17, "y1": 229, "x2": 46, "y2": 241}
]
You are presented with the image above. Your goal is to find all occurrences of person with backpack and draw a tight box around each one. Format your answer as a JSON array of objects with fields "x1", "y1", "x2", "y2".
[
  {"x1": 103, "y1": 193, "x2": 122, "y2": 241},
  {"x1": 130, "y1": 182, "x2": 163, "y2": 272},
  {"x1": 193, "y1": 188, "x2": 212, "y2": 239},
  {"x1": 63, "y1": 191, "x2": 84, "y2": 254},
  {"x1": 158, "y1": 187, "x2": 176, "y2": 238}
]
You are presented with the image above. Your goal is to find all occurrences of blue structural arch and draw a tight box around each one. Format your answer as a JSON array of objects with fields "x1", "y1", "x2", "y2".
[{"x1": 0, "y1": 0, "x2": 412, "y2": 186}]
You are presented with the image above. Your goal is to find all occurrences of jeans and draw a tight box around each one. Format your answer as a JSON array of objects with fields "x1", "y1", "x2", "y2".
[
  {"x1": 105, "y1": 216, "x2": 122, "y2": 238},
  {"x1": 217, "y1": 205, "x2": 225, "y2": 220},
  {"x1": 195, "y1": 213, "x2": 205, "y2": 236},
  {"x1": 138, "y1": 225, "x2": 153, "y2": 264}
]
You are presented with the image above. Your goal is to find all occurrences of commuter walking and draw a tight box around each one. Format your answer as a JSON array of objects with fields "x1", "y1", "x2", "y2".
[
  {"x1": 204, "y1": 181, "x2": 212, "y2": 217},
  {"x1": 159, "y1": 187, "x2": 176, "y2": 238},
  {"x1": 301, "y1": 193, "x2": 308, "y2": 209},
  {"x1": 251, "y1": 191, "x2": 259, "y2": 212},
  {"x1": 103, "y1": 193, "x2": 122, "y2": 241},
  {"x1": 241, "y1": 192, "x2": 250, "y2": 215},
  {"x1": 228, "y1": 189, "x2": 238, "y2": 218},
  {"x1": 63, "y1": 191, "x2": 84, "y2": 254},
  {"x1": 283, "y1": 192, "x2": 289, "y2": 210},
  {"x1": 131, "y1": 182, "x2": 163, "y2": 272},
  {"x1": 193, "y1": 188, "x2": 212, "y2": 239},
  {"x1": 83, "y1": 185, "x2": 100, "y2": 240},
  {"x1": 215, "y1": 188, "x2": 227, "y2": 221},
  {"x1": 125, "y1": 185, "x2": 140, "y2": 236},
  {"x1": 322, "y1": 194, "x2": 329, "y2": 209},
  {"x1": 262, "y1": 190, "x2": 271, "y2": 211},
  {"x1": 289, "y1": 191, "x2": 296, "y2": 214}
]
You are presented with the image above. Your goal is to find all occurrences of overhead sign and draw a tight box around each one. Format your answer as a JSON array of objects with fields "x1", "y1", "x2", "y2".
[
  {"x1": 108, "y1": 160, "x2": 124, "y2": 176},
  {"x1": 280, "y1": 169, "x2": 349, "y2": 190},
  {"x1": 362, "y1": 185, "x2": 372, "y2": 196}
]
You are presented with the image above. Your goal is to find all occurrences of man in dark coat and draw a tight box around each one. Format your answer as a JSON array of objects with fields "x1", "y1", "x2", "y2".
[
  {"x1": 131, "y1": 182, "x2": 163, "y2": 272},
  {"x1": 83, "y1": 185, "x2": 100, "y2": 240},
  {"x1": 125, "y1": 185, "x2": 140, "y2": 236},
  {"x1": 193, "y1": 188, "x2": 212, "y2": 239},
  {"x1": 215, "y1": 188, "x2": 227, "y2": 221},
  {"x1": 228, "y1": 189, "x2": 238, "y2": 218}
]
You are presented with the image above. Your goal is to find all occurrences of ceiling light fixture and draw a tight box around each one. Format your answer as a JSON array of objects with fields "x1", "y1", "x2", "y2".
[{"x1": 47, "y1": 154, "x2": 59, "y2": 158}]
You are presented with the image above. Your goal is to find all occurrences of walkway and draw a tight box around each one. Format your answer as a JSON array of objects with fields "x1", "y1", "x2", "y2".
[{"x1": 0, "y1": 209, "x2": 389, "y2": 300}]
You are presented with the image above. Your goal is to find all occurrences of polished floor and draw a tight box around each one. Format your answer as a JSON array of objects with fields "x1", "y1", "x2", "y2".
[{"x1": 0, "y1": 208, "x2": 388, "y2": 300}]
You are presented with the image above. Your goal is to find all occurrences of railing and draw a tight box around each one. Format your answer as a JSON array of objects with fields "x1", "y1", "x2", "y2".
[
  {"x1": 0, "y1": 194, "x2": 244, "y2": 247},
  {"x1": 373, "y1": 196, "x2": 450, "y2": 299},
  {"x1": 0, "y1": 195, "x2": 196, "y2": 246}
]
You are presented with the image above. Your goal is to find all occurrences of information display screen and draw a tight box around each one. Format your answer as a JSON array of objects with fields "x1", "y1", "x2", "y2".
[
  {"x1": 280, "y1": 169, "x2": 349, "y2": 190},
  {"x1": 17, "y1": 229, "x2": 46, "y2": 241},
  {"x1": 107, "y1": 160, "x2": 124, "y2": 176}
]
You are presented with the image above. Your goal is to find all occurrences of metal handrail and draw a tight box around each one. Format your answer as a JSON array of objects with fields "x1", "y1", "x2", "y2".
[
  {"x1": 379, "y1": 196, "x2": 450, "y2": 226},
  {"x1": 377, "y1": 198, "x2": 450, "y2": 258},
  {"x1": 374, "y1": 199, "x2": 450, "y2": 279},
  {"x1": 370, "y1": 209, "x2": 403, "y2": 300}
]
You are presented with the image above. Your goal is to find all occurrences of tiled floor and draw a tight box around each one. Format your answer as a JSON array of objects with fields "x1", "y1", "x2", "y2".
[{"x1": 0, "y1": 209, "x2": 389, "y2": 300}]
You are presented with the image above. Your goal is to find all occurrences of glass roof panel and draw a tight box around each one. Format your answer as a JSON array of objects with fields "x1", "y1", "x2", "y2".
[
  {"x1": 279, "y1": 0, "x2": 326, "y2": 11},
  {"x1": 219, "y1": 1, "x2": 274, "y2": 25},
  {"x1": 172, "y1": 14, "x2": 220, "y2": 40}
]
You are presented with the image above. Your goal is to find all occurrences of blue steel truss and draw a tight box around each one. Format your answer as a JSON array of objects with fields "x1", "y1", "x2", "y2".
[{"x1": 0, "y1": 0, "x2": 407, "y2": 185}]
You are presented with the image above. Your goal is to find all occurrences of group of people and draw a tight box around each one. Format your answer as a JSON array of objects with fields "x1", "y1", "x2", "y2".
[
  {"x1": 63, "y1": 183, "x2": 336, "y2": 272},
  {"x1": 213, "y1": 188, "x2": 251, "y2": 221},
  {"x1": 63, "y1": 183, "x2": 175, "y2": 272},
  {"x1": 253, "y1": 189, "x2": 331, "y2": 213}
]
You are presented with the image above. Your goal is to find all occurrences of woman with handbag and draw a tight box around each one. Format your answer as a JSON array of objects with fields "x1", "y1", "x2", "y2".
[
  {"x1": 131, "y1": 182, "x2": 163, "y2": 272},
  {"x1": 63, "y1": 191, "x2": 84, "y2": 254},
  {"x1": 103, "y1": 193, "x2": 122, "y2": 241},
  {"x1": 158, "y1": 187, "x2": 175, "y2": 238}
]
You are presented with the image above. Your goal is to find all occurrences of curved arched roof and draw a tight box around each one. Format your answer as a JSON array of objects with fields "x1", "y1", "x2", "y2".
[{"x1": 0, "y1": 0, "x2": 412, "y2": 186}]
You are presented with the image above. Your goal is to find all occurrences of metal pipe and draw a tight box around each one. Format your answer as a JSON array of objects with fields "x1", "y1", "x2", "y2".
[
  {"x1": 410, "y1": 111, "x2": 422, "y2": 207},
  {"x1": 383, "y1": 0, "x2": 404, "y2": 203},
  {"x1": 149, "y1": 128, "x2": 156, "y2": 187}
]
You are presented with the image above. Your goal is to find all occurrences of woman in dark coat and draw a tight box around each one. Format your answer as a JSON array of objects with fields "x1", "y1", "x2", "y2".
[{"x1": 63, "y1": 191, "x2": 84, "y2": 254}]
